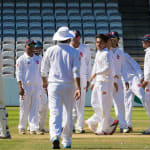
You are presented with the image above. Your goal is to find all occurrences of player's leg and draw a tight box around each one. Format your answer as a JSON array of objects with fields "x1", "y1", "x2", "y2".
[
  {"x1": 124, "y1": 86, "x2": 134, "y2": 130},
  {"x1": 142, "y1": 83, "x2": 150, "y2": 134},
  {"x1": 29, "y1": 87, "x2": 41, "y2": 134},
  {"x1": 61, "y1": 83, "x2": 74, "y2": 148},
  {"x1": 85, "y1": 85, "x2": 99, "y2": 133},
  {"x1": 18, "y1": 88, "x2": 31, "y2": 134},
  {"x1": 96, "y1": 82, "x2": 114, "y2": 134},
  {"x1": 113, "y1": 79, "x2": 128, "y2": 132},
  {"x1": 48, "y1": 83, "x2": 63, "y2": 149},
  {"x1": 39, "y1": 88, "x2": 48, "y2": 132},
  {"x1": 75, "y1": 78, "x2": 87, "y2": 133}
]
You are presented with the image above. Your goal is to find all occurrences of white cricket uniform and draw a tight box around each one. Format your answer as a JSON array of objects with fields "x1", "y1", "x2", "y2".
[
  {"x1": 111, "y1": 47, "x2": 128, "y2": 129},
  {"x1": 41, "y1": 43, "x2": 80, "y2": 146},
  {"x1": 16, "y1": 53, "x2": 41, "y2": 132},
  {"x1": 87, "y1": 49, "x2": 115, "y2": 130},
  {"x1": 123, "y1": 53, "x2": 146, "y2": 128},
  {"x1": 144, "y1": 47, "x2": 150, "y2": 128},
  {"x1": 90, "y1": 48, "x2": 114, "y2": 132},
  {"x1": 72, "y1": 44, "x2": 91, "y2": 130}
]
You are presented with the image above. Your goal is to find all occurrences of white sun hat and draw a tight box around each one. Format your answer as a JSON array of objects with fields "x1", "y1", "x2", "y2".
[{"x1": 53, "y1": 26, "x2": 75, "y2": 41}]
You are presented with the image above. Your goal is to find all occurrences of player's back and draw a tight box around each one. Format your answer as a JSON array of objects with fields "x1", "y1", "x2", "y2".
[{"x1": 45, "y1": 43, "x2": 80, "y2": 83}]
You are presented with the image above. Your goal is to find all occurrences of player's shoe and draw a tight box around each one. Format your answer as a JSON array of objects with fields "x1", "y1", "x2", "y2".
[
  {"x1": 19, "y1": 128, "x2": 26, "y2": 135},
  {"x1": 0, "y1": 132, "x2": 11, "y2": 139},
  {"x1": 30, "y1": 131, "x2": 36, "y2": 135},
  {"x1": 36, "y1": 129, "x2": 44, "y2": 135},
  {"x1": 142, "y1": 129, "x2": 150, "y2": 135},
  {"x1": 128, "y1": 127, "x2": 133, "y2": 133},
  {"x1": 75, "y1": 129, "x2": 85, "y2": 134},
  {"x1": 95, "y1": 131, "x2": 110, "y2": 135},
  {"x1": 84, "y1": 120, "x2": 96, "y2": 133},
  {"x1": 52, "y1": 136, "x2": 60, "y2": 149},
  {"x1": 109, "y1": 120, "x2": 119, "y2": 135},
  {"x1": 120, "y1": 128, "x2": 130, "y2": 133},
  {"x1": 40, "y1": 129, "x2": 49, "y2": 133},
  {"x1": 63, "y1": 144, "x2": 71, "y2": 148}
]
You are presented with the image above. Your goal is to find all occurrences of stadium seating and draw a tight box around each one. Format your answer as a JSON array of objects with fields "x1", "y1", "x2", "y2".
[{"x1": 0, "y1": 0, "x2": 124, "y2": 77}]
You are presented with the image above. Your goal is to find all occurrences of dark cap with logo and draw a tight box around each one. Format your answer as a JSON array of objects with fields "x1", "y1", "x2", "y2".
[
  {"x1": 111, "y1": 31, "x2": 120, "y2": 39},
  {"x1": 142, "y1": 34, "x2": 150, "y2": 42},
  {"x1": 34, "y1": 40, "x2": 43, "y2": 48},
  {"x1": 25, "y1": 39, "x2": 35, "y2": 47},
  {"x1": 74, "y1": 30, "x2": 81, "y2": 38}
]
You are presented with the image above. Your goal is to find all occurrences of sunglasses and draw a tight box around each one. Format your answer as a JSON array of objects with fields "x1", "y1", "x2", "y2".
[
  {"x1": 112, "y1": 37, "x2": 118, "y2": 40},
  {"x1": 28, "y1": 43, "x2": 35, "y2": 47}
]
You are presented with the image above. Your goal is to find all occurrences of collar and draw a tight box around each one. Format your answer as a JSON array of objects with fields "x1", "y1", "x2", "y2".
[
  {"x1": 98, "y1": 48, "x2": 107, "y2": 53},
  {"x1": 24, "y1": 52, "x2": 34, "y2": 58},
  {"x1": 144, "y1": 47, "x2": 150, "y2": 52}
]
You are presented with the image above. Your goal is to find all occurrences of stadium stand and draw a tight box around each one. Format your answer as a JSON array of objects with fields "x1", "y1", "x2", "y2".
[
  {"x1": 119, "y1": 0, "x2": 150, "y2": 70},
  {"x1": 1, "y1": 0, "x2": 147, "y2": 77}
]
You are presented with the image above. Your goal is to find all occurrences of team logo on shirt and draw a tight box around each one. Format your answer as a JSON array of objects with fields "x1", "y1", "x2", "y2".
[
  {"x1": 80, "y1": 52, "x2": 83, "y2": 57},
  {"x1": 117, "y1": 55, "x2": 120, "y2": 60},
  {"x1": 146, "y1": 89, "x2": 150, "y2": 92},
  {"x1": 16, "y1": 64, "x2": 19, "y2": 67},
  {"x1": 36, "y1": 60, "x2": 39, "y2": 64},
  {"x1": 102, "y1": 91, "x2": 107, "y2": 95},
  {"x1": 137, "y1": 84, "x2": 142, "y2": 87}
]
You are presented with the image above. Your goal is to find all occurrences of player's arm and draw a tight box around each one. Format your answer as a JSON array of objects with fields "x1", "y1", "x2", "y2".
[
  {"x1": 41, "y1": 49, "x2": 50, "y2": 89},
  {"x1": 73, "y1": 51, "x2": 81, "y2": 100},
  {"x1": 86, "y1": 47, "x2": 92, "y2": 91},
  {"x1": 16, "y1": 59, "x2": 24, "y2": 96},
  {"x1": 143, "y1": 52, "x2": 150, "y2": 88},
  {"x1": 121, "y1": 52, "x2": 129, "y2": 90}
]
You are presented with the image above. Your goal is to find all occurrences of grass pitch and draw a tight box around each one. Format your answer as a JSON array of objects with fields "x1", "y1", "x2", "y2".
[{"x1": 1, "y1": 107, "x2": 150, "y2": 150}]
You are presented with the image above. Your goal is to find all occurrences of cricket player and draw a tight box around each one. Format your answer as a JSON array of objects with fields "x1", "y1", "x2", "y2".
[
  {"x1": 71, "y1": 30, "x2": 91, "y2": 133},
  {"x1": 89, "y1": 34, "x2": 118, "y2": 135},
  {"x1": 123, "y1": 53, "x2": 146, "y2": 132},
  {"x1": 85, "y1": 33, "x2": 118, "y2": 134},
  {"x1": 0, "y1": 49, "x2": 11, "y2": 139},
  {"x1": 33, "y1": 40, "x2": 49, "y2": 133},
  {"x1": 16, "y1": 40, "x2": 42, "y2": 135},
  {"x1": 141, "y1": 34, "x2": 150, "y2": 134},
  {"x1": 110, "y1": 31, "x2": 130, "y2": 133},
  {"x1": 41, "y1": 27, "x2": 81, "y2": 149}
]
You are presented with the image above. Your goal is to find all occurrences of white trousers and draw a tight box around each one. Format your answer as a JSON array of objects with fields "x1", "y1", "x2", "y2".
[
  {"x1": 91, "y1": 81, "x2": 113, "y2": 132},
  {"x1": 18, "y1": 86, "x2": 40, "y2": 131},
  {"x1": 144, "y1": 83, "x2": 150, "y2": 127},
  {"x1": 48, "y1": 83, "x2": 74, "y2": 146},
  {"x1": 39, "y1": 88, "x2": 48, "y2": 130},
  {"x1": 72, "y1": 77, "x2": 87, "y2": 130},
  {"x1": 113, "y1": 79, "x2": 127, "y2": 128},
  {"x1": 124, "y1": 76, "x2": 145, "y2": 127}
]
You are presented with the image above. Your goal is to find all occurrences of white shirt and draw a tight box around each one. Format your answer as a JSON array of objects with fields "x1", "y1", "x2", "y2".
[
  {"x1": 144, "y1": 47, "x2": 150, "y2": 82},
  {"x1": 93, "y1": 48, "x2": 113, "y2": 82},
  {"x1": 108, "y1": 49, "x2": 117, "y2": 81},
  {"x1": 16, "y1": 53, "x2": 42, "y2": 88},
  {"x1": 124, "y1": 53, "x2": 143, "y2": 81},
  {"x1": 41, "y1": 43, "x2": 80, "y2": 84},
  {"x1": 73, "y1": 44, "x2": 91, "y2": 80},
  {"x1": 110, "y1": 47, "x2": 128, "y2": 82}
]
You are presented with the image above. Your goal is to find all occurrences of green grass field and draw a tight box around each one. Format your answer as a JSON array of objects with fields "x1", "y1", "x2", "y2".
[{"x1": 1, "y1": 107, "x2": 150, "y2": 150}]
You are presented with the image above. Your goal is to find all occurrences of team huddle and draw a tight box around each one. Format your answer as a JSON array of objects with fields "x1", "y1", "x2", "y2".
[{"x1": 1, "y1": 26, "x2": 150, "y2": 149}]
